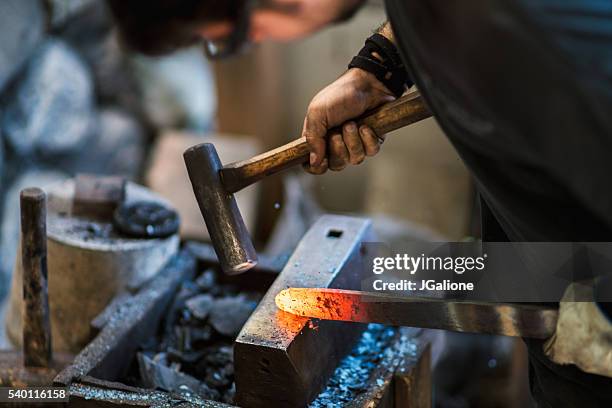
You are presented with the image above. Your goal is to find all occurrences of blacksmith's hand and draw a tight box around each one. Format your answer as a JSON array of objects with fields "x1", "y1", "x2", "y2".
[{"x1": 301, "y1": 67, "x2": 395, "y2": 174}]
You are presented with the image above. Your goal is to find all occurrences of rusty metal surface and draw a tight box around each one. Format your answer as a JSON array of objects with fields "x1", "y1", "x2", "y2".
[
  {"x1": 73, "y1": 174, "x2": 126, "y2": 220},
  {"x1": 0, "y1": 350, "x2": 73, "y2": 387},
  {"x1": 275, "y1": 288, "x2": 558, "y2": 339},
  {"x1": 54, "y1": 251, "x2": 195, "y2": 386},
  {"x1": 90, "y1": 292, "x2": 133, "y2": 332},
  {"x1": 69, "y1": 376, "x2": 236, "y2": 408},
  {"x1": 183, "y1": 143, "x2": 257, "y2": 275},
  {"x1": 234, "y1": 215, "x2": 375, "y2": 408},
  {"x1": 20, "y1": 187, "x2": 52, "y2": 368}
]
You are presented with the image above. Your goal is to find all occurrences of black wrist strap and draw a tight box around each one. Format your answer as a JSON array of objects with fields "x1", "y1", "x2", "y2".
[{"x1": 348, "y1": 33, "x2": 412, "y2": 98}]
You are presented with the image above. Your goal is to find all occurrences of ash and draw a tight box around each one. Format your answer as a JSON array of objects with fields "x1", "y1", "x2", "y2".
[
  {"x1": 310, "y1": 324, "x2": 397, "y2": 408},
  {"x1": 136, "y1": 269, "x2": 261, "y2": 404}
]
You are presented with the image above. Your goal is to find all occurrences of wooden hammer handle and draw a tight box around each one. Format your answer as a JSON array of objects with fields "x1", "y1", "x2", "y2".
[{"x1": 220, "y1": 91, "x2": 431, "y2": 193}]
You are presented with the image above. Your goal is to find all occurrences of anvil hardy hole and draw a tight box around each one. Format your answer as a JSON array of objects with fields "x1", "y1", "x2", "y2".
[{"x1": 327, "y1": 229, "x2": 343, "y2": 239}]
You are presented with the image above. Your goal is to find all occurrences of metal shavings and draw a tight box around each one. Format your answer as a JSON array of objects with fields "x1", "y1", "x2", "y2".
[
  {"x1": 69, "y1": 383, "x2": 231, "y2": 408},
  {"x1": 309, "y1": 324, "x2": 397, "y2": 408}
]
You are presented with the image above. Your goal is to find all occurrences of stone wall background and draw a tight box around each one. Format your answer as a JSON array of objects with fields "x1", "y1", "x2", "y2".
[{"x1": 0, "y1": 0, "x2": 217, "y2": 300}]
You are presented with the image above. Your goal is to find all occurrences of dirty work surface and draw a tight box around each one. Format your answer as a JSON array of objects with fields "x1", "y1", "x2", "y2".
[
  {"x1": 310, "y1": 324, "x2": 400, "y2": 408},
  {"x1": 127, "y1": 268, "x2": 261, "y2": 404}
]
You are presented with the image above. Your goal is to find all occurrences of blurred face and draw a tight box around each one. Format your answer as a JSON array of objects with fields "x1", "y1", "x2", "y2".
[{"x1": 199, "y1": 0, "x2": 364, "y2": 46}]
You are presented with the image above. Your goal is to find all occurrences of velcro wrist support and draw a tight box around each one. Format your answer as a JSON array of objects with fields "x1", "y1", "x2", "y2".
[{"x1": 348, "y1": 33, "x2": 412, "y2": 98}]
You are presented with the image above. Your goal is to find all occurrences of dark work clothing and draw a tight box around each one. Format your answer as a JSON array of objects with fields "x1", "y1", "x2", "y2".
[{"x1": 383, "y1": 0, "x2": 612, "y2": 406}]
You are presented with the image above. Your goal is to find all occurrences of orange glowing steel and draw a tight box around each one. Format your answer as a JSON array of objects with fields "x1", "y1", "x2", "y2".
[
  {"x1": 274, "y1": 288, "x2": 559, "y2": 339},
  {"x1": 275, "y1": 288, "x2": 370, "y2": 323}
]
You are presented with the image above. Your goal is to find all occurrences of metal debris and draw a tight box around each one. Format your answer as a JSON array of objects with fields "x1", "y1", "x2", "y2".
[
  {"x1": 69, "y1": 381, "x2": 234, "y2": 408},
  {"x1": 309, "y1": 324, "x2": 397, "y2": 408}
]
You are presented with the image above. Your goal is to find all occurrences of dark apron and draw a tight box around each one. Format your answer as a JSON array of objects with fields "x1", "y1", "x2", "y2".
[{"x1": 383, "y1": 0, "x2": 612, "y2": 406}]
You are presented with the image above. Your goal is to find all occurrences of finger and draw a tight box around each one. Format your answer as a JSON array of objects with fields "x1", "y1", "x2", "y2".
[
  {"x1": 302, "y1": 158, "x2": 328, "y2": 175},
  {"x1": 360, "y1": 125, "x2": 382, "y2": 157},
  {"x1": 328, "y1": 132, "x2": 349, "y2": 171},
  {"x1": 342, "y1": 121, "x2": 365, "y2": 165},
  {"x1": 302, "y1": 107, "x2": 328, "y2": 167}
]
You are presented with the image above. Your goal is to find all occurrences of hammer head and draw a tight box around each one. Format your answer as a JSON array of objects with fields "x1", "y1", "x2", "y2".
[{"x1": 184, "y1": 143, "x2": 257, "y2": 275}]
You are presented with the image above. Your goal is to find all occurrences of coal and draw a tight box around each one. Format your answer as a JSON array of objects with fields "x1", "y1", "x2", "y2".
[
  {"x1": 135, "y1": 270, "x2": 262, "y2": 404},
  {"x1": 137, "y1": 352, "x2": 219, "y2": 400},
  {"x1": 0, "y1": 0, "x2": 44, "y2": 92},
  {"x1": 195, "y1": 345, "x2": 234, "y2": 389},
  {"x1": 185, "y1": 294, "x2": 214, "y2": 320},
  {"x1": 209, "y1": 296, "x2": 257, "y2": 338},
  {"x1": 195, "y1": 270, "x2": 216, "y2": 291},
  {"x1": 189, "y1": 326, "x2": 214, "y2": 345},
  {"x1": 309, "y1": 324, "x2": 397, "y2": 408},
  {"x1": 1, "y1": 39, "x2": 95, "y2": 157}
]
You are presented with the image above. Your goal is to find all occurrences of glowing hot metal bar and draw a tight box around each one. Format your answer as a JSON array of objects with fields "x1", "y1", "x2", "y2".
[{"x1": 276, "y1": 288, "x2": 559, "y2": 339}]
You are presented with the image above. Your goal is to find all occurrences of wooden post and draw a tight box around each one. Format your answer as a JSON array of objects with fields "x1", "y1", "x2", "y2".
[{"x1": 20, "y1": 187, "x2": 52, "y2": 368}]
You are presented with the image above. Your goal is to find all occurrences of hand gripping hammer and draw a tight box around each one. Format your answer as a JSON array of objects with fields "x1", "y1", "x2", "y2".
[{"x1": 183, "y1": 92, "x2": 431, "y2": 275}]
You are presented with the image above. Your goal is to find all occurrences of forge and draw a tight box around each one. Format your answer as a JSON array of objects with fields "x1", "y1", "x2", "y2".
[{"x1": 50, "y1": 215, "x2": 431, "y2": 407}]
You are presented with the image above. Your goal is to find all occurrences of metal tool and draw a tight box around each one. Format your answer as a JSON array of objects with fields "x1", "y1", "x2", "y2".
[
  {"x1": 184, "y1": 92, "x2": 431, "y2": 275},
  {"x1": 0, "y1": 188, "x2": 72, "y2": 387},
  {"x1": 275, "y1": 288, "x2": 559, "y2": 339},
  {"x1": 20, "y1": 187, "x2": 52, "y2": 367}
]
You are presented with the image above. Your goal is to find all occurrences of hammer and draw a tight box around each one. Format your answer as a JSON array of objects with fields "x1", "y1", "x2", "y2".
[{"x1": 184, "y1": 92, "x2": 431, "y2": 275}]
